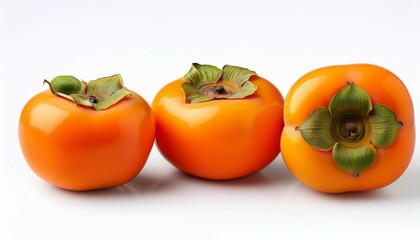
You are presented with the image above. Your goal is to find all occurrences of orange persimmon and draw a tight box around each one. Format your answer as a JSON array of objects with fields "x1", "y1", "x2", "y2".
[
  {"x1": 19, "y1": 74, "x2": 155, "y2": 191},
  {"x1": 152, "y1": 63, "x2": 284, "y2": 180},
  {"x1": 281, "y1": 64, "x2": 415, "y2": 193}
]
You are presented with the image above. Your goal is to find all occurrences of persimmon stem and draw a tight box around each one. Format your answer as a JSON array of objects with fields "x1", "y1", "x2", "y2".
[
  {"x1": 43, "y1": 79, "x2": 56, "y2": 95},
  {"x1": 214, "y1": 85, "x2": 226, "y2": 94},
  {"x1": 200, "y1": 84, "x2": 234, "y2": 98},
  {"x1": 88, "y1": 94, "x2": 98, "y2": 103},
  {"x1": 345, "y1": 122, "x2": 357, "y2": 137}
]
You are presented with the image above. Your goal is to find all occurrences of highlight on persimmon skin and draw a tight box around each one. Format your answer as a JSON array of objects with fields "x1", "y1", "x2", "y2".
[
  {"x1": 152, "y1": 63, "x2": 284, "y2": 180},
  {"x1": 281, "y1": 64, "x2": 415, "y2": 193},
  {"x1": 19, "y1": 74, "x2": 155, "y2": 191}
]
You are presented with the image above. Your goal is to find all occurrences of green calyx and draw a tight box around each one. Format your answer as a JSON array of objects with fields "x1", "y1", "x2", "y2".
[
  {"x1": 181, "y1": 63, "x2": 258, "y2": 103},
  {"x1": 297, "y1": 82, "x2": 403, "y2": 176},
  {"x1": 44, "y1": 74, "x2": 131, "y2": 110}
]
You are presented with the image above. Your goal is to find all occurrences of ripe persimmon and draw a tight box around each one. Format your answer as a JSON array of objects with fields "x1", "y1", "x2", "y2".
[
  {"x1": 281, "y1": 64, "x2": 415, "y2": 193},
  {"x1": 152, "y1": 63, "x2": 284, "y2": 180},
  {"x1": 19, "y1": 74, "x2": 155, "y2": 191}
]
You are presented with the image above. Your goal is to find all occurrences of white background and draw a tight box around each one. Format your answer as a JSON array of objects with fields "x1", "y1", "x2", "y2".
[{"x1": 1, "y1": 0, "x2": 420, "y2": 239}]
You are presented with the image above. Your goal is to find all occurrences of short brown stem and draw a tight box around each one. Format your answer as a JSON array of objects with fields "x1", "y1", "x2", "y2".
[
  {"x1": 43, "y1": 79, "x2": 56, "y2": 95},
  {"x1": 335, "y1": 117, "x2": 365, "y2": 143},
  {"x1": 88, "y1": 94, "x2": 98, "y2": 103},
  {"x1": 200, "y1": 84, "x2": 235, "y2": 98},
  {"x1": 345, "y1": 122, "x2": 357, "y2": 137},
  {"x1": 214, "y1": 85, "x2": 226, "y2": 94}
]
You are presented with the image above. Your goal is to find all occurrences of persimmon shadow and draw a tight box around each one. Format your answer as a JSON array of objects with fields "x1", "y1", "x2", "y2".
[
  {"x1": 46, "y1": 173, "x2": 174, "y2": 198},
  {"x1": 304, "y1": 161, "x2": 420, "y2": 202},
  {"x1": 46, "y1": 183, "x2": 136, "y2": 198},
  {"x1": 125, "y1": 173, "x2": 176, "y2": 194},
  {"x1": 171, "y1": 170, "x2": 272, "y2": 187},
  {"x1": 383, "y1": 162, "x2": 420, "y2": 201},
  {"x1": 168, "y1": 156, "x2": 295, "y2": 188},
  {"x1": 314, "y1": 188, "x2": 389, "y2": 201}
]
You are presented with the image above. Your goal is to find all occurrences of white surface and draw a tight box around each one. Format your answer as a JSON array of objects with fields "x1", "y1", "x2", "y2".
[{"x1": 1, "y1": 0, "x2": 420, "y2": 239}]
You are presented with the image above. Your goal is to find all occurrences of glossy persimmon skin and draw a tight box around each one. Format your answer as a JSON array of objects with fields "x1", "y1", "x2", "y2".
[
  {"x1": 152, "y1": 76, "x2": 284, "y2": 180},
  {"x1": 281, "y1": 64, "x2": 415, "y2": 193},
  {"x1": 19, "y1": 90, "x2": 155, "y2": 191}
]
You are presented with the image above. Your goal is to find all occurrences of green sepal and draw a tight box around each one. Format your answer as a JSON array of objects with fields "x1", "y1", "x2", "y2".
[
  {"x1": 297, "y1": 107, "x2": 335, "y2": 151},
  {"x1": 184, "y1": 63, "x2": 222, "y2": 88},
  {"x1": 181, "y1": 63, "x2": 258, "y2": 104},
  {"x1": 69, "y1": 93, "x2": 94, "y2": 108},
  {"x1": 222, "y1": 65, "x2": 256, "y2": 86},
  {"x1": 368, "y1": 104, "x2": 403, "y2": 148},
  {"x1": 181, "y1": 82, "x2": 213, "y2": 103},
  {"x1": 226, "y1": 81, "x2": 257, "y2": 99},
  {"x1": 222, "y1": 65, "x2": 257, "y2": 99},
  {"x1": 332, "y1": 143, "x2": 376, "y2": 177},
  {"x1": 85, "y1": 74, "x2": 131, "y2": 110},
  {"x1": 87, "y1": 74, "x2": 125, "y2": 96},
  {"x1": 329, "y1": 83, "x2": 372, "y2": 117},
  {"x1": 47, "y1": 75, "x2": 84, "y2": 95},
  {"x1": 45, "y1": 74, "x2": 131, "y2": 110}
]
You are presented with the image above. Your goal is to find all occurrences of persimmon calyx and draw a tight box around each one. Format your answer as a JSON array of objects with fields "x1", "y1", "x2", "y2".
[
  {"x1": 181, "y1": 63, "x2": 258, "y2": 103},
  {"x1": 44, "y1": 74, "x2": 131, "y2": 110},
  {"x1": 296, "y1": 82, "x2": 402, "y2": 176}
]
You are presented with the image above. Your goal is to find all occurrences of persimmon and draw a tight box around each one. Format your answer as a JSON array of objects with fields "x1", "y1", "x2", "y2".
[
  {"x1": 152, "y1": 63, "x2": 284, "y2": 180},
  {"x1": 281, "y1": 64, "x2": 415, "y2": 193},
  {"x1": 19, "y1": 74, "x2": 155, "y2": 191}
]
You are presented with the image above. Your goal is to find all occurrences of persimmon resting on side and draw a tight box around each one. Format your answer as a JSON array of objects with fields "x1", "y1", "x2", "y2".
[{"x1": 281, "y1": 64, "x2": 415, "y2": 193}]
